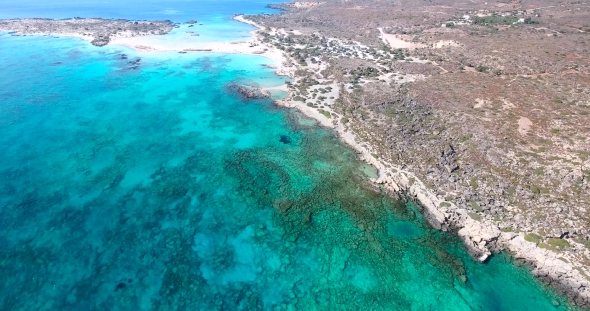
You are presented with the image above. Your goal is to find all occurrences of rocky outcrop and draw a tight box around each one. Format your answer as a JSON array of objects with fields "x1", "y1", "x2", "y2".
[
  {"x1": 311, "y1": 119, "x2": 590, "y2": 307},
  {"x1": 226, "y1": 83, "x2": 270, "y2": 100},
  {"x1": 500, "y1": 234, "x2": 590, "y2": 306},
  {"x1": 457, "y1": 220, "x2": 500, "y2": 262},
  {"x1": 90, "y1": 34, "x2": 110, "y2": 47},
  {"x1": 370, "y1": 159, "x2": 590, "y2": 308}
]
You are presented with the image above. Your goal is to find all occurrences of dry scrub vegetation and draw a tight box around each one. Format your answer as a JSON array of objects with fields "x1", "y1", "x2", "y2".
[{"x1": 250, "y1": 0, "x2": 590, "y2": 267}]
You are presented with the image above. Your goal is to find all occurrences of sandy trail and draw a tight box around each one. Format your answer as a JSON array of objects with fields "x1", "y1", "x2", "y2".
[{"x1": 378, "y1": 27, "x2": 424, "y2": 49}]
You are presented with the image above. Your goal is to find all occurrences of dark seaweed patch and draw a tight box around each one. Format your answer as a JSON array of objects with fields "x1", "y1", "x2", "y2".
[{"x1": 279, "y1": 135, "x2": 292, "y2": 144}]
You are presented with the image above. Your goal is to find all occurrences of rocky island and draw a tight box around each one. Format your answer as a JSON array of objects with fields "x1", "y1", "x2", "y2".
[{"x1": 0, "y1": 18, "x2": 174, "y2": 46}]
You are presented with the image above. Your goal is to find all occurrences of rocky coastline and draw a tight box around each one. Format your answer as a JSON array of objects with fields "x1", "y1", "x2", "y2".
[
  {"x1": 240, "y1": 15, "x2": 590, "y2": 309},
  {"x1": 1, "y1": 12, "x2": 587, "y2": 308},
  {"x1": 275, "y1": 85, "x2": 590, "y2": 308}
]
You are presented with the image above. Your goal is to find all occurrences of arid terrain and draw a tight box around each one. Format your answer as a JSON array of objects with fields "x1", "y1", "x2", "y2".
[{"x1": 248, "y1": 0, "x2": 590, "y2": 306}]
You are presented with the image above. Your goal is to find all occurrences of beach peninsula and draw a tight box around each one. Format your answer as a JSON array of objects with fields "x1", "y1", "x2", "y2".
[{"x1": 0, "y1": 18, "x2": 174, "y2": 46}]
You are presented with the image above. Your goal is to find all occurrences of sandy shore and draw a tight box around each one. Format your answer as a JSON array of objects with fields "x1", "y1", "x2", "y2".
[
  {"x1": 3, "y1": 16, "x2": 295, "y2": 78},
  {"x1": 103, "y1": 16, "x2": 294, "y2": 76}
]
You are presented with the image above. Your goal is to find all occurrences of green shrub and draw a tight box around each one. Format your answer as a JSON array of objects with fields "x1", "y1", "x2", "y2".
[
  {"x1": 524, "y1": 233, "x2": 541, "y2": 244},
  {"x1": 460, "y1": 133, "x2": 473, "y2": 142},
  {"x1": 469, "y1": 200, "x2": 483, "y2": 212},
  {"x1": 467, "y1": 212, "x2": 482, "y2": 221},
  {"x1": 317, "y1": 109, "x2": 331, "y2": 118},
  {"x1": 475, "y1": 65, "x2": 489, "y2": 73},
  {"x1": 538, "y1": 242, "x2": 557, "y2": 251},
  {"x1": 472, "y1": 15, "x2": 518, "y2": 26},
  {"x1": 547, "y1": 238, "x2": 570, "y2": 249},
  {"x1": 439, "y1": 202, "x2": 451, "y2": 208}
]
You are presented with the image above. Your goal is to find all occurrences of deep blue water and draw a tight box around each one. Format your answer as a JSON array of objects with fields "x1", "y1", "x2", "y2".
[{"x1": 0, "y1": 1, "x2": 581, "y2": 310}]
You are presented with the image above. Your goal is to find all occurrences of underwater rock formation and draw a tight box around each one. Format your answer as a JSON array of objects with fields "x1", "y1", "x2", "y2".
[
  {"x1": 226, "y1": 83, "x2": 270, "y2": 100},
  {"x1": 279, "y1": 135, "x2": 292, "y2": 144}
]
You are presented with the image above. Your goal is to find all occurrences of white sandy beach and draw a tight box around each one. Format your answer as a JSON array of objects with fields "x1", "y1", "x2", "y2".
[
  {"x1": 105, "y1": 16, "x2": 290, "y2": 73},
  {"x1": 14, "y1": 15, "x2": 293, "y2": 78}
]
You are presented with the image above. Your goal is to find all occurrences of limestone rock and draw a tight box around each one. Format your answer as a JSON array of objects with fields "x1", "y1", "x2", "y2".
[
  {"x1": 458, "y1": 220, "x2": 500, "y2": 262},
  {"x1": 227, "y1": 83, "x2": 270, "y2": 100}
]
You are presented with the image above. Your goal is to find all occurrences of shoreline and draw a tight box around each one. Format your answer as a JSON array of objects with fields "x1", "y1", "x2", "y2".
[
  {"x1": 2, "y1": 14, "x2": 588, "y2": 307},
  {"x1": 236, "y1": 16, "x2": 590, "y2": 308},
  {"x1": 0, "y1": 17, "x2": 296, "y2": 78}
]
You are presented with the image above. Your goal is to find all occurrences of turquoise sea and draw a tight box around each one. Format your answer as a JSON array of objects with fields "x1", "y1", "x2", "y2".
[{"x1": 0, "y1": 1, "x2": 580, "y2": 310}]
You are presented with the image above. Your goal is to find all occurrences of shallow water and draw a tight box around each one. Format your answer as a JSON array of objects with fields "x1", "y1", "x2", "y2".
[
  {"x1": 0, "y1": 0, "x2": 582, "y2": 310},
  {"x1": 0, "y1": 0, "x2": 282, "y2": 42},
  {"x1": 0, "y1": 31, "x2": 578, "y2": 311}
]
